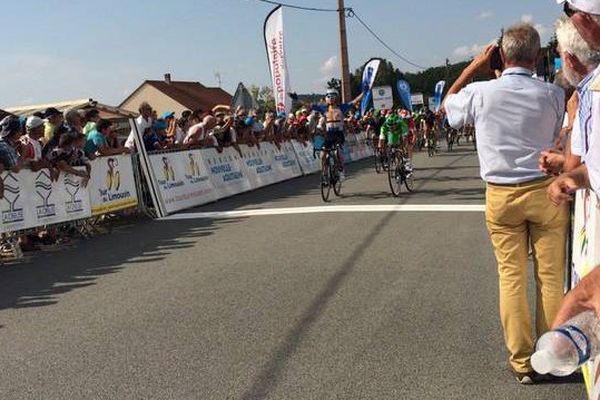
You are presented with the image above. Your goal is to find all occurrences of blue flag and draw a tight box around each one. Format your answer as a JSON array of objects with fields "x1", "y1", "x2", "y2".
[
  {"x1": 433, "y1": 80, "x2": 446, "y2": 112},
  {"x1": 396, "y1": 80, "x2": 413, "y2": 112},
  {"x1": 359, "y1": 58, "x2": 381, "y2": 115}
]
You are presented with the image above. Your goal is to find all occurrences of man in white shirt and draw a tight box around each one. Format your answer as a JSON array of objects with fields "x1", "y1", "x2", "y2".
[
  {"x1": 124, "y1": 102, "x2": 153, "y2": 150},
  {"x1": 183, "y1": 115, "x2": 218, "y2": 147},
  {"x1": 444, "y1": 23, "x2": 568, "y2": 384}
]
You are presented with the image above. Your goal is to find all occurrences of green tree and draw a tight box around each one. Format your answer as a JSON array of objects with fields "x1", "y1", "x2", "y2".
[{"x1": 249, "y1": 85, "x2": 275, "y2": 113}]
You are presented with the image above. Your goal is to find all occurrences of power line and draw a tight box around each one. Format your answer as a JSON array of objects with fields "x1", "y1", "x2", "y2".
[
  {"x1": 255, "y1": 0, "x2": 341, "y2": 12},
  {"x1": 346, "y1": 8, "x2": 426, "y2": 70},
  {"x1": 254, "y1": 0, "x2": 426, "y2": 70}
]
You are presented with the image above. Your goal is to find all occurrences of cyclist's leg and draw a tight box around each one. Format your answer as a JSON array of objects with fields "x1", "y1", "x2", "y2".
[{"x1": 336, "y1": 132, "x2": 345, "y2": 171}]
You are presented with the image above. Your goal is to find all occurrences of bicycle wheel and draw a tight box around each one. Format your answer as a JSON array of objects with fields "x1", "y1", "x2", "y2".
[
  {"x1": 404, "y1": 164, "x2": 415, "y2": 192},
  {"x1": 320, "y1": 159, "x2": 331, "y2": 202},
  {"x1": 428, "y1": 141, "x2": 435, "y2": 157},
  {"x1": 374, "y1": 151, "x2": 382, "y2": 174},
  {"x1": 333, "y1": 163, "x2": 342, "y2": 196},
  {"x1": 388, "y1": 154, "x2": 402, "y2": 197}
]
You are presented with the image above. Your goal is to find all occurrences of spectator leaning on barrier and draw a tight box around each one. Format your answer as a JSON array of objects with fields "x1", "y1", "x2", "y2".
[
  {"x1": 46, "y1": 133, "x2": 90, "y2": 185},
  {"x1": 82, "y1": 109, "x2": 100, "y2": 136},
  {"x1": 125, "y1": 101, "x2": 154, "y2": 150},
  {"x1": 548, "y1": 0, "x2": 600, "y2": 204},
  {"x1": 42, "y1": 107, "x2": 62, "y2": 145},
  {"x1": 0, "y1": 116, "x2": 24, "y2": 173},
  {"x1": 443, "y1": 23, "x2": 568, "y2": 384},
  {"x1": 85, "y1": 119, "x2": 129, "y2": 157},
  {"x1": 539, "y1": 15, "x2": 600, "y2": 177},
  {"x1": 18, "y1": 116, "x2": 57, "y2": 179},
  {"x1": 548, "y1": 0, "x2": 600, "y2": 328}
]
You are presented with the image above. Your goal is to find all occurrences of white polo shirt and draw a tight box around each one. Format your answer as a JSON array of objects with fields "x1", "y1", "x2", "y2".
[
  {"x1": 445, "y1": 67, "x2": 565, "y2": 184},
  {"x1": 125, "y1": 115, "x2": 153, "y2": 149}
]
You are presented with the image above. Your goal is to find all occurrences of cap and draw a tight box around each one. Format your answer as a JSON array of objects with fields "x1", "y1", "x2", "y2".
[
  {"x1": 44, "y1": 107, "x2": 61, "y2": 118},
  {"x1": 0, "y1": 116, "x2": 21, "y2": 138},
  {"x1": 161, "y1": 111, "x2": 175, "y2": 120},
  {"x1": 153, "y1": 120, "x2": 168, "y2": 130},
  {"x1": 557, "y1": 0, "x2": 600, "y2": 15},
  {"x1": 26, "y1": 116, "x2": 44, "y2": 130}
]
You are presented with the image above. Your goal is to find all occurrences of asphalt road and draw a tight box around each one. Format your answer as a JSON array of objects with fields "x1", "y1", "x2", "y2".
[{"x1": 0, "y1": 142, "x2": 586, "y2": 399}]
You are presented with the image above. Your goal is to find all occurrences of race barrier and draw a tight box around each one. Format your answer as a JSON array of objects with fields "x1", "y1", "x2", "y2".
[
  {"x1": 0, "y1": 155, "x2": 140, "y2": 233},
  {"x1": 0, "y1": 168, "x2": 92, "y2": 233},
  {"x1": 571, "y1": 190, "x2": 600, "y2": 400},
  {"x1": 89, "y1": 155, "x2": 139, "y2": 216},
  {"x1": 136, "y1": 129, "x2": 375, "y2": 217}
]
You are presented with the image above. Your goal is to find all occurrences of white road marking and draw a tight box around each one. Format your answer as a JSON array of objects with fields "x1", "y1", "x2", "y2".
[{"x1": 159, "y1": 204, "x2": 486, "y2": 220}]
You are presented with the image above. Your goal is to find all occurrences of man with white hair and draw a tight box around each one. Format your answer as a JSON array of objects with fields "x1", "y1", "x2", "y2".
[
  {"x1": 540, "y1": 15, "x2": 600, "y2": 175},
  {"x1": 443, "y1": 23, "x2": 568, "y2": 384}
]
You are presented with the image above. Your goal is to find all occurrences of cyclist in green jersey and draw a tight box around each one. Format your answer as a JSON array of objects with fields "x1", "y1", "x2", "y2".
[{"x1": 378, "y1": 113, "x2": 409, "y2": 156}]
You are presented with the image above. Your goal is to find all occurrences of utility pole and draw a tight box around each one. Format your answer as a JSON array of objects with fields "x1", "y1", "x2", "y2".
[{"x1": 338, "y1": 0, "x2": 352, "y2": 102}]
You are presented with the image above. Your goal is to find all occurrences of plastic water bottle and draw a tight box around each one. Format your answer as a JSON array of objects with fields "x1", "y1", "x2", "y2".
[{"x1": 531, "y1": 310, "x2": 600, "y2": 376}]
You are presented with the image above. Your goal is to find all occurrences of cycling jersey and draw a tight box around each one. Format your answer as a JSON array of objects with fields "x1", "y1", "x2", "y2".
[{"x1": 379, "y1": 117, "x2": 408, "y2": 145}]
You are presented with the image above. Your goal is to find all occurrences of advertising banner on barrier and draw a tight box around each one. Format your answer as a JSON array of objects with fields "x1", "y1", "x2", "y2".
[
  {"x1": 202, "y1": 147, "x2": 252, "y2": 199},
  {"x1": 571, "y1": 190, "x2": 600, "y2": 398},
  {"x1": 292, "y1": 140, "x2": 320, "y2": 175},
  {"x1": 270, "y1": 142, "x2": 302, "y2": 181},
  {"x1": 149, "y1": 150, "x2": 218, "y2": 214},
  {"x1": 0, "y1": 169, "x2": 91, "y2": 233},
  {"x1": 241, "y1": 145, "x2": 278, "y2": 188},
  {"x1": 89, "y1": 155, "x2": 138, "y2": 216}
]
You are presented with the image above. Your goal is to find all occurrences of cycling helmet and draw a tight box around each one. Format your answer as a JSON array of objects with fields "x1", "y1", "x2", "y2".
[{"x1": 326, "y1": 88, "x2": 339, "y2": 99}]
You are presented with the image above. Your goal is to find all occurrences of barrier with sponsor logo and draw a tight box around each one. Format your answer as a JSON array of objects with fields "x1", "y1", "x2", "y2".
[
  {"x1": 202, "y1": 147, "x2": 253, "y2": 198},
  {"x1": 148, "y1": 150, "x2": 218, "y2": 214},
  {"x1": 571, "y1": 190, "x2": 600, "y2": 399},
  {"x1": 292, "y1": 140, "x2": 320, "y2": 175},
  {"x1": 89, "y1": 155, "x2": 139, "y2": 216},
  {"x1": 0, "y1": 169, "x2": 92, "y2": 233}
]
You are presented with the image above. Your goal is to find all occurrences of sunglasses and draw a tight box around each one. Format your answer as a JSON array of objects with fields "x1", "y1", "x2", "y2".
[{"x1": 564, "y1": 2, "x2": 579, "y2": 17}]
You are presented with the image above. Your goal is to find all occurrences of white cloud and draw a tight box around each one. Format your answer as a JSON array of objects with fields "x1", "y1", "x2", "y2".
[
  {"x1": 477, "y1": 11, "x2": 494, "y2": 20},
  {"x1": 453, "y1": 43, "x2": 487, "y2": 58},
  {"x1": 521, "y1": 14, "x2": 534, "y2": 24},
  {"x1": 320, "y1": 55, "x2": 338, "y2": 76}
]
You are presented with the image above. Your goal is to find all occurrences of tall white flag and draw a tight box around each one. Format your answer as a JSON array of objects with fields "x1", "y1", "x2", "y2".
[{"x1": 264, "y1": 6, "x2": 291, "y2": 115}]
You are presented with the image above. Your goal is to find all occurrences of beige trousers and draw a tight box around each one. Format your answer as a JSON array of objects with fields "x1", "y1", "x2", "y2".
[{"x1": 485, "y1": 178, "x2": 569, "y2": 373}]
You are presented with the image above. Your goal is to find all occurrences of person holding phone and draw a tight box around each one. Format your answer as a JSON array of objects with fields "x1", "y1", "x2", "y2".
[{"x1": 442, "y1": 23, "x2": 568, "y2": 384}]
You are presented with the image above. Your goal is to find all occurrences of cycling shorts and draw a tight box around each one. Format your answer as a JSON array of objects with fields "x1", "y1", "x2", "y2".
[
  {"x1": 323, "y1": 129, "x2": 345, "y2": 149},
  {"x1": 379, "y1": 131, "x2": 402, "y2": 146}
]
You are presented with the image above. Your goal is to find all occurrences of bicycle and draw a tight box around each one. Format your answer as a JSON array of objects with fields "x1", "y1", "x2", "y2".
[
  {"x1": 427, "y1": 133, "x2": 437, "y2": 157},
  {"x1": 317, "y1": 145, "x2": 343, "y2": 202},
  {"x1": 387, "y1": 144, "x2": 414, "y2": 196},
  {"x1": 446, "y1": 128, "x2": 457, "y2": 152}
]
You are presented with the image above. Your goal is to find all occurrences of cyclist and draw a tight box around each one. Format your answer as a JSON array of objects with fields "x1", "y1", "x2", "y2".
[
  {"x1": 311, "y1": 88, "x2": 362, "y2": 181},
  {"x1": 379, "y1": 113, "x2": 409, "y2": 168},
  {"x1": 399, "y1": 109, "x2": 415, "y2": 170}
]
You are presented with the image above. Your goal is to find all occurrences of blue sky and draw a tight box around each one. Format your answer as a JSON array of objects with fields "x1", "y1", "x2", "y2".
[{"x1": 0, "y1": 0, "x2": 562, "y2": 108}]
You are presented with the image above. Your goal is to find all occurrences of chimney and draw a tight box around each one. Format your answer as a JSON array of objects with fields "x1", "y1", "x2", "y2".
[{"x1": 164, "y1": 73, "x2": 172, "y2": 84}]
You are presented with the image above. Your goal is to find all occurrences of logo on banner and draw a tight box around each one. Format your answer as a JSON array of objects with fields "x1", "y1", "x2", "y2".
[
  {"x1": 98, "y1": 158, "x2": 132, "y2": 203},
  {"x1": 35, "y1": 170, "x2": 56, "y2": 218},
  {"x1": 106, "y1": 158, "x2": 121, "y2": 191},
  {"x1": 64, "y1": 175, "x2": 84, "y2": 214},
  {"x1": 157, "y1": 156, "x2": 184, "y2": 189},
  {"x1": 162, "y1": 157, "x2": 175, "y2": 181},
  {"x1": 209, "y1": 156, "x2": 243, "y2": 183},
  {"x1": 184, "y1": 153, "x2": 209, "y2": 184},
  {"x1": 1, "y1": 173, "x2": 24, "y2": 224}
]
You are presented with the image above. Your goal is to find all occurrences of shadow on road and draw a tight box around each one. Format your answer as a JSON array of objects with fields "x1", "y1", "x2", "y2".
[{"x1": 0, "y1": 216, "x2": 244, "y2": 316}]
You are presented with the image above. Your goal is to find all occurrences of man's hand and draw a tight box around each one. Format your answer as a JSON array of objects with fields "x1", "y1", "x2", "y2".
[
  {"x1": 468, "y1": 44, "x2": 497, "y2": 76},
  {"x1": 539, "y1": 149, "x2": 565, "y2": 175},
  {"x1": 553, "y1": 266, "x2": 600, "y2": 328},
  {"x1": 547, "y1": 173, "x2": 579, "y2": 206}
]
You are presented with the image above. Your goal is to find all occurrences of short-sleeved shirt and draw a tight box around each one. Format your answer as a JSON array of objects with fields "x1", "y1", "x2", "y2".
[
  {"x1": 83, "y1": 122, "x2": 97, "y2": 137},
  {"x1": 43, "y1": 121, "x2": 58, "y2": 144},
  {"x1": 580, "y1": 65, "x2": 600, "y2": 195},
  {"x1": 0, "y1": 139, "x2": 19, "y2": 170},
  {"x1": 84, "y1": 130, "x2": 108, "y2": 155},
  {"x1": 445, "y1": 67, "x2": 565, "y2": 184},
  {"x1": 19, "y1": 135, "x2": 43, "y2": 162},
  {"x1": 125, "y1": 115, "x2": 153, "y2": 149}
]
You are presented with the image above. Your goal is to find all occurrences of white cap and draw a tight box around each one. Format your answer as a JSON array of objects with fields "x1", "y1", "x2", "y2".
[
  {"x1": 557, "y1": 0, "x2": 600, "y2": 15},
  {"x1": 26, "y1": 116, "x2": 44, "y2": 130}
]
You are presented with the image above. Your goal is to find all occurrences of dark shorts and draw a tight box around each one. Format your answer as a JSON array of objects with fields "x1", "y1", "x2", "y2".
[{"x1": 323, "y1": 129, "x2": 345, "y2": 149}]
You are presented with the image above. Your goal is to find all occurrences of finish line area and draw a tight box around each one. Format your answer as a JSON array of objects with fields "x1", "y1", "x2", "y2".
[{"x1": 160, "y1": 204, "x2": 486, "y2": 220}]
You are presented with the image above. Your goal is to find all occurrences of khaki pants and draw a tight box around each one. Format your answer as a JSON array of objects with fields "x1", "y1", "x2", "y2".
[{"x1": 485, "y1": 178, "x2": 569, "y2": 373}]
